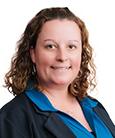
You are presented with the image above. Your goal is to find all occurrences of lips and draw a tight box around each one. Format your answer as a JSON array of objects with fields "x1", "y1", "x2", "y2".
[{"x1": 51, "y1": 66, "x2": 71, "y2": 69}]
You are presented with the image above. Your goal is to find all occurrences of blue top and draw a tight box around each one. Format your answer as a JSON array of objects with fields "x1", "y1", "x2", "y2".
[{"x1": 25, "y1": 88, "x2": 113, "y2": 138}]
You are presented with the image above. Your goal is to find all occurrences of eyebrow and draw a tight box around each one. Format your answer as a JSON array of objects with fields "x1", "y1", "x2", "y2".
[
  {"x1": 44, "y1": 39, "x2": 81, "y2": 43},
  {"x1": 68, "y1": 40, "x2": 81, "y2": 43},
  {"x1": 44, "y1": 39, "x2": 55, "y2": 42}
]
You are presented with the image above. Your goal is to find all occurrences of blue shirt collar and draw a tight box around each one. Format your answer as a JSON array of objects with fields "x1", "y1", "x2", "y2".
[
  {"x1": 25, "y1": 88, "x2": 57, "y2": 112},
  {"x1": 25, "y1": 88, "x2": 97, "y2": 112},
  {"x1": 80, "y1": 96, "x2": 98, "y2": 108}
]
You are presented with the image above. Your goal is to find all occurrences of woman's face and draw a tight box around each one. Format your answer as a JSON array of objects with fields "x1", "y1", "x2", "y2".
[{"x1": 30, "y1": 19, "x2": 82, "y2": 88}]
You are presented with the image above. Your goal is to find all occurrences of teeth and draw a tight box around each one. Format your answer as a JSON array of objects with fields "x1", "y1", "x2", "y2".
[{"x1": 51, "y1": 66, "x2": 71, "y2": 69}]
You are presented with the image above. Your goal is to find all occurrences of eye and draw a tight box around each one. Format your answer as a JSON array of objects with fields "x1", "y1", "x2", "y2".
[
  {"x1": 68, "y1": 44, "x2": 77, "y2": 50},
  {"x1": 45, "y1": 44, "x2": 56, "y2": 49}
]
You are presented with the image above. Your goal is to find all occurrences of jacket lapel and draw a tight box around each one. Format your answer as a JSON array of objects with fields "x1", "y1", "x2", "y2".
[
  {"x1": 93, "y1": 103, "x2": 115, "y2": 137},
  {"x1": 44, "y1": 113, "x2": 76, "y2": 138},
  {"x1": 33, "y1": 97, "x2": 115, "y2": 138}
]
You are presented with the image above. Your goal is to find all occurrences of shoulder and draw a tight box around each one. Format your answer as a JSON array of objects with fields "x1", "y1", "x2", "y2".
[
  {"x1": 0, "y1": 93, "x2": 30, "y2": 115},
  {"x1": 0, "y1": 93, "x2": 56, "y2": 138},
  {"x1": 0, "y1": 92, "x2": 49, "y2": 123},
  {"x1": 87, "y1": 95, "x2": 112, "y2": 118},
  {"x1": 87, "y1": 95, "x2": 106, "y2": 109},
  {"x1": 0, "y1": 93, "x2": 34, "y2": 137},
  {"x1": 0, "y1": 93, "x2": 35, "y2": 124},
  {"x1": 87, "y1": 95, "x2": 105, "y2": 108}
]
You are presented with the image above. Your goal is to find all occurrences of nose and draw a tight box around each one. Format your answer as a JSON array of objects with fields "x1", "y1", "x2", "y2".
[{"x1": 56, "y1": 47, "x2": 68, "y2": 62}]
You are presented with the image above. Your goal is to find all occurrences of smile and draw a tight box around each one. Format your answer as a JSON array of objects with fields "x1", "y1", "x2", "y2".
[{"x1": 51, "y1": 66, "x2": 71, "y2": 70}]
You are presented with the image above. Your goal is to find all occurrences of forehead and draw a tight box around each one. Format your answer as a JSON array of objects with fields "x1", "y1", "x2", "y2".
[{"x1": 38, "y1": 19, "x2": 81, "y2": 41}]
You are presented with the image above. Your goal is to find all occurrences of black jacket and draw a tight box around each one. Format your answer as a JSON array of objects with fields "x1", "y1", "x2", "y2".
[{"x1": 0, "y1": 93, "x2": 115, "y2": 138}]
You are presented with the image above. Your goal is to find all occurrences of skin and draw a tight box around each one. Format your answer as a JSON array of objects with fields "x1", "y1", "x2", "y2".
[{"x1": 30, "y1": 19, "x2": 82, "y2": 92}]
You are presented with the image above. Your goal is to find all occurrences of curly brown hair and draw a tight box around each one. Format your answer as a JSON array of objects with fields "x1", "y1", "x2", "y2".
[{"x1": 5, "y1": 7, "x2": 96, "y2": 99}]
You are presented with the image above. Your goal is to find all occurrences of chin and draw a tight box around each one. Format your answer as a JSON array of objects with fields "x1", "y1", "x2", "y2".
[{"x1": 53, "y1": 79, "x2": 71, "y2": 86}]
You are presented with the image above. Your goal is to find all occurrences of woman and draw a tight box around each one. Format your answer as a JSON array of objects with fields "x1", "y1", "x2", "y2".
[{"x1": 0, "y1": 7, "x2": 115, "y2": 138}]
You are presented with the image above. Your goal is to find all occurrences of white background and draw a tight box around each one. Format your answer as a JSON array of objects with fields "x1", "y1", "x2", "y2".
[{"x1": 0, "y1": 0, "x2": 115, "y2": 123}]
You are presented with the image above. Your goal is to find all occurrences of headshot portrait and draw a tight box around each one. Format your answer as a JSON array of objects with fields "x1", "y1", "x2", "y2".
[{"x1": 0, "y1": 1, "x2": 115, "y2": 138}]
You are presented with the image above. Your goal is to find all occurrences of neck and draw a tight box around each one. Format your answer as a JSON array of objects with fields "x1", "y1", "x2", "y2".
[{"x1": 37, "y1": 84, "x2": 75, "y2": 104}]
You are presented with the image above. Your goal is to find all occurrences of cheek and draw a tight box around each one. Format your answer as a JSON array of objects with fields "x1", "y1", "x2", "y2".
[
  {"x1": 72, "y1": 58, "x2": 81, "y2": 78},
  {"x1": 73, "y1": 56, "x2": 81, "y2": 78},
  {"x1": 73, "y1": 54, "x2": 82, "y2": 66},
  {"x1": 35, "y1": 54, "x2": 52, "y2": 69}
]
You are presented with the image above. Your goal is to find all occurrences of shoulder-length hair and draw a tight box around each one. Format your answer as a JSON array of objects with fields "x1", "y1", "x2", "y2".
[{"x1": 5, "y1": 7, "x2": 96, "y2": 100}]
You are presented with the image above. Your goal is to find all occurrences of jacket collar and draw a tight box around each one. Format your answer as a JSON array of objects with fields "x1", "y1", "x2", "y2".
[
  {"x1": 26, "y1": 83, "x2": 115, "y2": 137},
  {"x1": 93, "y1": 102, "x2": 115, "y2": 137},
  {"x1": 44, "y1": 112, "x2": 76, "y2": 138},
  {"x1": 33, "y1": 101, "x2": 115, "y2": 138},
  {"x1": 33, "y1": 106, "x2": 76, "y2": 138}
]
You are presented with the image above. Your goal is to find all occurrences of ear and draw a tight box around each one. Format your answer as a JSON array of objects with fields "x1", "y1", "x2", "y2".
[{"x1": 30, "y1": 48, "x2": 36, "y2": 63}]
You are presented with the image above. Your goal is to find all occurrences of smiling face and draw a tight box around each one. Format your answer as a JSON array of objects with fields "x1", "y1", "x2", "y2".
[{"x1": 30, "y1": 19, "x2": 82, "y2": 89}]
